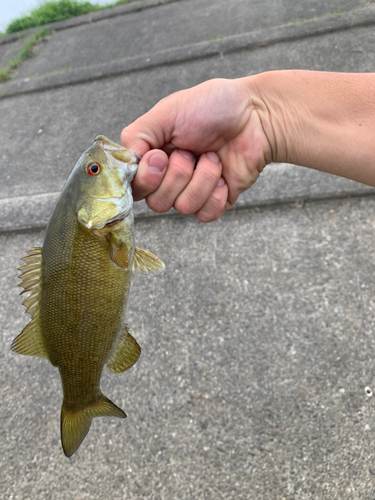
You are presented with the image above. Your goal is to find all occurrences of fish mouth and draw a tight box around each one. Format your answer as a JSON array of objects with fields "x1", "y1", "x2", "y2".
[
  {"x1": 102, "y1": 206, "x2": 132, "y2": 228},
  {"x1": 104, "y1": 216, "x2": 125, "y2": 228}
]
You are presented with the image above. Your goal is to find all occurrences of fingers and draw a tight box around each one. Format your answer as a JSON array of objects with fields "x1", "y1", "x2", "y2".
[
  {"x1": 173, "y1": 152, "x2": 220, "y2": 213},
  {"x1": 132, "y1": 150, "x2": 168, "y2": 201},
  {"x1": 121, "y1": 94, "x2": 178, "y2": 155},
  {"x1": 146, "y1": 149, "x2": 196, "y2": 212},
  {"x1": 146, "y1": 150, "x2": 228, "y2": 222},
  {"x1": 194, "y1": 177, "x2": 229, "y2": 223},
  {"x1": 121, "y1": 126, "x2": 154, "y2": 157},
  {"x1": 132, "y1": 147, "x2": 229, "y2": 222}
]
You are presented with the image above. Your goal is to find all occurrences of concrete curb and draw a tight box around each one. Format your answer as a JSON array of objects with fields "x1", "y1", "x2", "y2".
[
  {"x1": 2, "y1": 165, "x2": 374, "y2": 233},
  {"x1": 0, "y1": 0, "x2": 179, "y2": 46},
  {"x1": 0, "y1": 191, "x2": 159, "y2": 232},
  {"x1": 1, "y1": 4, "x2": 374, "y2": 100}
]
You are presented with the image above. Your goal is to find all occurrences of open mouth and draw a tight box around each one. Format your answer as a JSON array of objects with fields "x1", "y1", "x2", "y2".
[
  {"x1": 102, "y1": 205, "x2": 132, "y2": 228},
  {"x1": 104, "y1": 216, "x2": 124, "y2": 228}
]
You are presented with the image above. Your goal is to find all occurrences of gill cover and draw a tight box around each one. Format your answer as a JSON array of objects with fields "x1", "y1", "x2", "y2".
[{"x1": 76, "y1": 136, "x2": 141, "y2": 229}]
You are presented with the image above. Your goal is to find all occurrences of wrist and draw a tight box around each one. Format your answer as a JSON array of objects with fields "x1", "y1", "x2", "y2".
[
  {"x1": 239, "y1": 71, "x2": 289, "y2": 165},
  {"x1": 242, "y1": 70, "x2": 375, "y2": 186}
]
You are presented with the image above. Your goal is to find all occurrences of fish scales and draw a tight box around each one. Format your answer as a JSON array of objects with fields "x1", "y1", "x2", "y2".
[
  {"x1": 42, "y1": 204, "x2": 131, "y2": 407},
  {"x1": 11, "y1": 136, "x2": 165, "y2": 457}
]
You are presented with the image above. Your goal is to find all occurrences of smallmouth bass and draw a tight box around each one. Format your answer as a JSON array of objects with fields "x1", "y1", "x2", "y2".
[{"x1": 11, "y1": 136, "x2": 165, "y2": 457}]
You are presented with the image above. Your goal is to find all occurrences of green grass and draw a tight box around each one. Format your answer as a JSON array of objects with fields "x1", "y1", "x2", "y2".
[
  {"x1": 5, "y1": 0, "x2": 137, "y2": 34},
  {"x1": 204, "y1": 34, "x2": 225, "y2": 42},
  {"x1": 0, "y1": 28, "x2": 51, "y2": 82}
]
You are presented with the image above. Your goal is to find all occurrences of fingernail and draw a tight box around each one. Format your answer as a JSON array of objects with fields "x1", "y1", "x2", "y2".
[
  {"x1": 178, "y1": 149, "x2": 195, "y2": 162},
  {"x1": 206, "y1": 151, "x2": 220, "y2": 164},
  {"x1": 217, "y1": 177, "x2": 225, "y2": 187},
  {"x1": 148, "y1": 153, "x2": 167, "y2": 173}
]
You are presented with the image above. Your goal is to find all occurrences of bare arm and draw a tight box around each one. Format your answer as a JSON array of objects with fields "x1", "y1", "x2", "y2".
[
  {"x1": 252, "y1": 70, "x2": 375, "y2": 185},
  {"x1": 121, "y1": 71, "x2": 375, "y2": 222}
]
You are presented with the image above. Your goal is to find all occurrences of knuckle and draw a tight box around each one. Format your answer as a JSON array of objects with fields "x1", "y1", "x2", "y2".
[
  {"x1": 195, "y1": 210, "x2": 217, "y2": 223},
  {"x1": 146, "y1": 195, "x2": 172, "y2": 213},
  {"x1": 174, "y1": 196, "x2": 193, "y2": 215},
  {"x1": 120, "y1": 127, "x2": 129, "y2": 145},
  {"x1": 194, "y1": 184, "x2": 227, "y2": 223},
  {"x1": 170, "y1": 163, "x2": 194, "y2": 184},
  {"x1": 195, "y1": 201, "x2": 224, "y2": 223},
  {"x1": 211, "y1": 187, "x2": 227, "y2": 206},
  {"x1": 201, "y1": 165, "x2": 221, "y2": 186}
]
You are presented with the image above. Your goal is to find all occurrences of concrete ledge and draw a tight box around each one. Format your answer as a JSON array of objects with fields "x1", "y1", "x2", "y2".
[
  {"x1": 0, "y1": 0, "x2": 179, "y2": 46},
  {"x1": 2, "y1": 164, "x2": 374, "y2": 233},
  {"x1": 1, "y1": 5, "x2": 374, "y2": 99},
  {"x1": 0, "y1": 191, "x2": 163, "y2": 233}
]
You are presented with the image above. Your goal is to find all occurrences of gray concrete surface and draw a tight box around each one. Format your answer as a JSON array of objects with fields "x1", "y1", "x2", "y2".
[
  {"x1": 2, "y1": 4, "x2": 375, "y2": 99},
  {"x1": 2, "y1": 0, "x2": 375, "y2": 498},
  {"x1": 0, "y1": 35, "x2": 26, "y2": 68},
  {"x1": 6, "y1": 0, "x2": 366, "y2": 81},
  {"x1": 3, "y1": 197, "x2": 375, "y2": 499},
  {"x1": 1, "y1": 18, "x2": 375, "y2": 202},
  {"x1": 1, "y1": 165, "x2": 375, "y2": 233}
]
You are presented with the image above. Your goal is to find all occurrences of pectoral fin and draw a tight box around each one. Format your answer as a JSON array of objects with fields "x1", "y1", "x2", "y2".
[
  {"x1": 132, "y1": 247, "x2": 165, "y2": 275},
  {"x1": 107, "y1": 325, "x2": 141, "y2": 374},
  {"x1": 108, "y1": 233, "x2": 130, "y2": 270}
]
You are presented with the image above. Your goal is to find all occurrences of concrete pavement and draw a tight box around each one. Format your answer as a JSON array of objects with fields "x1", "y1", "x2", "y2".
[
  {"x1": 1, "y1": 0, "x2": 375, "y2": 498},
  {"x1": 3, "y1": 197, "x2": 375, "y2": 499}
]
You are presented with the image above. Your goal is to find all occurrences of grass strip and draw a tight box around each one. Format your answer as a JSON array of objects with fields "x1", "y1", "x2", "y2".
[
  {"x1": 5, "y1": 0, "x2": 136, "y2": 35},
  {"x1": 0, "y1": 28, "x2": 51, "y2": 83}
]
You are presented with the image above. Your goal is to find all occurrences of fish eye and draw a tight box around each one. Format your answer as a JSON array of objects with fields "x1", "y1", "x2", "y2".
[{"x1": 87, "y1": 163, "x2": 100, "y2": 176}]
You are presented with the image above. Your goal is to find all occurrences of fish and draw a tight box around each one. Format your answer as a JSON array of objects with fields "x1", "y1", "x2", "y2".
[{"x1": 11, "y1": 135, "x2": 165, "y2": 457}]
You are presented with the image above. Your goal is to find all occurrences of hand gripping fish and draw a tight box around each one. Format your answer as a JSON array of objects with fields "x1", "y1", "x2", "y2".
[{"x1": 11, "y1": 136, "x2": 165, "y2": 457}]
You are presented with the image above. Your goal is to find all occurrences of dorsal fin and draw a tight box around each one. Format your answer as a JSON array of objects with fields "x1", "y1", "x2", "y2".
[
  {"x1": 11, "y1": 247, "x2": 48, "y2": 359},
  {"x1": 132, "y1": 247, "x2": 165, "y2": 275},
  {"x1": 18, "y1": 248, "x2": 43, "y2": 319}
]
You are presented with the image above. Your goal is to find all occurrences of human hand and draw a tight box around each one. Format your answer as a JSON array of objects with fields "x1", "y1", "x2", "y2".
[{"x1": 121, "y1": 78, "x2": 272, "y2": 222}]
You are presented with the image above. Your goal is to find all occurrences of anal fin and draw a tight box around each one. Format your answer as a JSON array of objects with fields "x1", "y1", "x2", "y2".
[{"x1": 107, "y1": 325, "x2": 141, "y2": 374}]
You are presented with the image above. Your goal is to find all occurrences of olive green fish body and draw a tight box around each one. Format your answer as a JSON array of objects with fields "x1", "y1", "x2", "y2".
[
  {"x1": 12, "y1": 136, "x2": 165, "y2": 457},
  {"x1": 41, "y1": 192, "x2": 132, "y2": 409}
]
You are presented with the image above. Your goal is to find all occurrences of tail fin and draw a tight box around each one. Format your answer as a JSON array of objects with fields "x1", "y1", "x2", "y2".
[{"x1": 61, "y1": 395, "x2": 126, "y2": 457}]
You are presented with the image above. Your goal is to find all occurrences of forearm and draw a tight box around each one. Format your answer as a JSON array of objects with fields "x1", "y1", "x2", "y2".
[{"x1": 246, "y1": 70, "x2": 375, "y2": 186}]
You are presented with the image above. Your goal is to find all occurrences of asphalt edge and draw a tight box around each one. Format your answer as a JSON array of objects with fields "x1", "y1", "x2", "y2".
[{"x1": 1, "y1": 4, "x2": 375, "y2": 99}]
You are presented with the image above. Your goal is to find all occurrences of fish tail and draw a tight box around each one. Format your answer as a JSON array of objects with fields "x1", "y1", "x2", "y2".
[{"x1": 60, "y1": 395, "x2": 126, "y2": 457}]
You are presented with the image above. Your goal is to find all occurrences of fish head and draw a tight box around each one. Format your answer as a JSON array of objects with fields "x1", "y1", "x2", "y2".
[{"x1": 73, "y1": 136, "x2": 141, "y2": 230}]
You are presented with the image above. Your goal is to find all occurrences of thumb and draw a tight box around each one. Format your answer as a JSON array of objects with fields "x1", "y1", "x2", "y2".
[
  {"x1": 131, "y1": 149, "x2": 168, "y2": 201},
  {"x1": 121, "y1": 95, "x2": 179, "y2": 155},
  {"x1": 121, "y1": 124, "x2": 153, "y2": 156}
]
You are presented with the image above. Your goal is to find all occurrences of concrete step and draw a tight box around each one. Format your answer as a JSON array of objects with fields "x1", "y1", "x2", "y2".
[
  {"x1": 1, "y1": 5, "x2": 375, "y2": 231},
  {"x1": 0, "y1": 0, "x2": 362, "y2": 79},
  {"x1": 0, "y1": 35, "x2": 26, "y2": 69}
]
